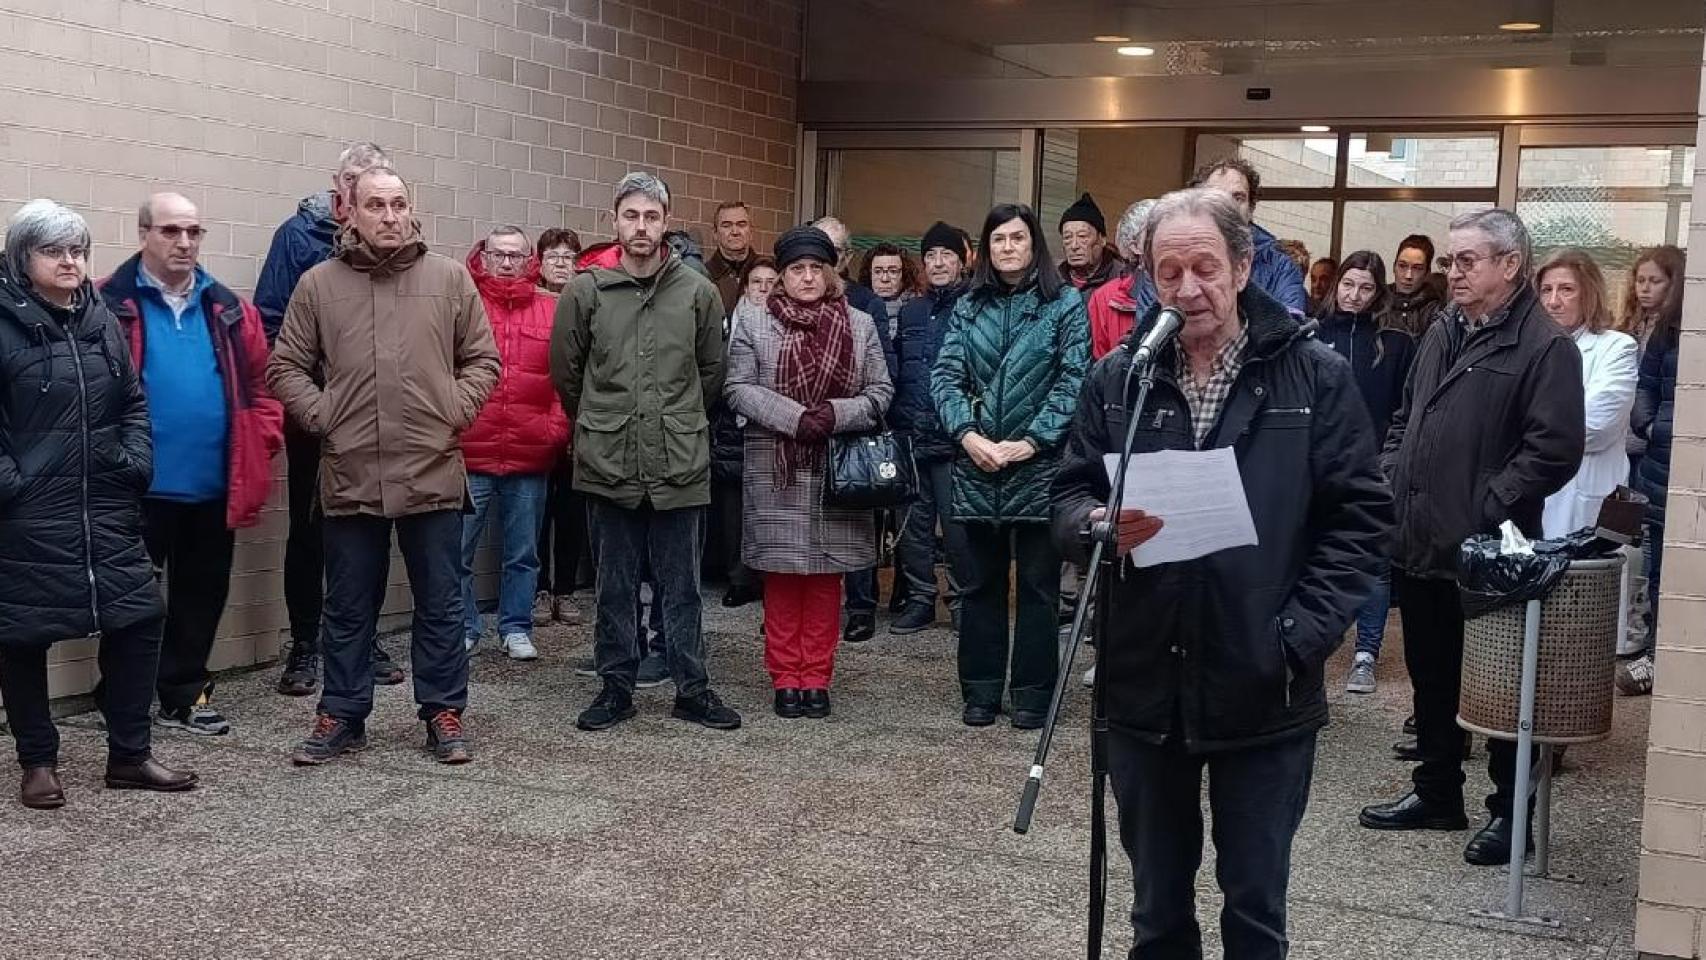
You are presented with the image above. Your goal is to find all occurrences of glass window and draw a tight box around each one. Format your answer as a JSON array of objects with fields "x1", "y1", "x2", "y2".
[
  {"x1": 1194, "y1": 133, "x2": 1337, "y2": 189},
  {"x1": 1040, "y1": 128, "x2": 1194, "y2": 230},
  {"x1": 820, "y1": 148, "x2": 1021, "y2": 247},
  {"x1": 1341, "y1": 200, "x2": 1493, "y2": 266},
  {"x1": 1347, "y1": 133, "x2": 1500, "y2": 188},
  {"x1": 1253, "y1": 202, "x2": 1334, "y2": 265}
]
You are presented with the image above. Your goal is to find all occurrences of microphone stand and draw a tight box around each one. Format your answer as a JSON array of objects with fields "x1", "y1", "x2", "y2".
[{"x1": 1012, "y1": 343, "x2": 1162, "y2": 960}]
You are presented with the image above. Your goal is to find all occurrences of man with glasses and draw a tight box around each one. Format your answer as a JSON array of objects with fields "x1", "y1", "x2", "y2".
[
  {"x1": 255, "y1": 142, "x2": 407, "y2": 696},
  {"x1": 1360, "y1": 208, "x2": 1584, "y2": 868},
  {"x1": 457, "y1": 226, "x2": 570, "y2": 662},
  {"x1": 97, "y1": 193, "x2": 285, "y2": 736}
]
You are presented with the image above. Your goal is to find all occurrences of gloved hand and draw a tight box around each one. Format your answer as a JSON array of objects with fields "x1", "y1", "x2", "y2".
[{"x1": 794, "y1": 401, "x2": 837, "y2": 442}]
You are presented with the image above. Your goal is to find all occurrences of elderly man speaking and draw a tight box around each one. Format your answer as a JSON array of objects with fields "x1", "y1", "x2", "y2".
[{"x1": 1052, "y1": 187, "x2": 1392, "y2": 958}]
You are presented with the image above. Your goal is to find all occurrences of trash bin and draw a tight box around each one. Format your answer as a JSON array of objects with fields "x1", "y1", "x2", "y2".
[{"x1": 1459, "y1": 556, "x2": 1624, "y2": 744}]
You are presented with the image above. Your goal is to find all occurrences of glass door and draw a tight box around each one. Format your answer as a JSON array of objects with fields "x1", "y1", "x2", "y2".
[{"x1": 812, "y1": 131, "x2": 1028, "y2": 251}]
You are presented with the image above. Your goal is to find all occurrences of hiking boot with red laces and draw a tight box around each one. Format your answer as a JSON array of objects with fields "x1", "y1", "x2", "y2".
[
  {"x1": 291, "y1": 713, "x2": 366, "y2": 766},
  {"x1": 426, "y1": 709, "x2": 471, "y2": 764}
]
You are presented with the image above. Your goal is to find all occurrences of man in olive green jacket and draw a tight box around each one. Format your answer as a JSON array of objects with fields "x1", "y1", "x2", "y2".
[{"x1": 550, "y1": 172, "x2": 739, "y2": 733}]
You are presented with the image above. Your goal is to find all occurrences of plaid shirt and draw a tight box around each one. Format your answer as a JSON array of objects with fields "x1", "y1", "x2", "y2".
[{"x1": 1174, "y1": 329, "x2": 1249, "y2": 448}]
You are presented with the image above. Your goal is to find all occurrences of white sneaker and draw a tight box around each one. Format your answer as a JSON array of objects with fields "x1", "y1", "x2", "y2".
[
  {"x1": 1345, "y1": 654, "x2": 1377, "y2": 694},
  {"x1": 503, "y1": 632, "x2": 539, "y2": 661}
]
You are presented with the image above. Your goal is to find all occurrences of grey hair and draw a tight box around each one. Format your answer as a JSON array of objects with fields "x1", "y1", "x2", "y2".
[
  {"x1": 811, "y1": 216, "x2": 848, "y2": 244},
  {"x1": 1115, "y1": 199, "x2": 1157, "y2": 260},
  {"x1": 487, "y1": 224, "x2": 529, "y2": 242},
  {"x1": 5, "y1": 198, "x2": 91, "y2": 283},
  {"x1": 1449, "y1": 207, "x2": 1532, "y2": 279},
  {"x1": 336, "y1": 141, "x2": 390, "y2": 176},
  {"x1": 613, "y1": 172, "x2": 670, "y2": 212},
  {"x1": 1141, "y1": 187, "x2": 1254, "y2": 269}
]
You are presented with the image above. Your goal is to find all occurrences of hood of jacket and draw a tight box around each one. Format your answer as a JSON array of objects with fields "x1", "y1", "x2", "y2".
[
  {"x1": 466, "y1": 240, "x2": 543, "y2": 310},
  {"x1": 335, "y1": 223, "x2": 428, "y2": 278},
  {"x1": 576, "y1": 241, "x2": 623, "y2": 272},
  {"x1": 298, "y1": 191, "x2": 339, "y2": 250}
]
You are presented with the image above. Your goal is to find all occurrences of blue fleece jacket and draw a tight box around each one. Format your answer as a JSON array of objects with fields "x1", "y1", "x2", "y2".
[
  {"x1": 138, "y1": 266, "x2": 227, "y2": 502},
  {"x1": 1134, "y1": 222, "x2": 1308, "y2": 316}
]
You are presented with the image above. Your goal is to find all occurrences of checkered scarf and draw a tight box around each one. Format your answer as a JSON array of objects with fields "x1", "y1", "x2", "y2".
[{"x1": 768, "y1": 291, "x2": 858, "y2": 484}]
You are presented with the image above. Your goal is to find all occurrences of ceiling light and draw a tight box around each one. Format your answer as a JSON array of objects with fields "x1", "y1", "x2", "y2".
[
  {"x1": 1116, "y1": 45, "x2": 1155, "y2": 57},
  {"x1": 1093, "y1": 35, "x2": 1131, "y2": 43},
  {"x1": 1301, "y1": 125, "x2": 1331, "y2": 133},
  {"x1": 1499, "y1": 0, "x2": 1552, "y2": 31}
]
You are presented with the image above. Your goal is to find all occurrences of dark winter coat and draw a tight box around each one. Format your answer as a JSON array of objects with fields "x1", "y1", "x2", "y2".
[
  {"x1": 1387, "y1": 280, "x2": 1446, "y2": 339},
  {"x1": 254, "y1": 192, "x2": 338, "y2": 342},
  {"x1": 846, "y1": 280, "x2": 898, "y2": 381},
  {"x1": 1314, "y1": 308, "x2": 1417, "y2": 443},
  {"x1": 891, "y1": 281, "x2": 967, "y2": 464},
  {"x1": 0, "y1": 272, "x2": 164, "y2": 647},
  {"x1": 931, "y1": 279, "x2": 1089, "y2": 524},
  {"x1": 710, "y1": 300, "x2": 761, "y2": 481},
  {"x1": 1382, "y1": 285, "x2": 1585, "y2": 579},
  {"x1": 1632, "y1": 328, "x2": 1680, "y2": 528},
  {"x1": 1051, "y1": 285, "x2": 1392, "y2": 752}
]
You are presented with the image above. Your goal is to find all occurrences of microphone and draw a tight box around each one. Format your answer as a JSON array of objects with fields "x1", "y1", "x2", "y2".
[{"x1": 1131, "y1": 306, "x2": 1185, "y2": 368}]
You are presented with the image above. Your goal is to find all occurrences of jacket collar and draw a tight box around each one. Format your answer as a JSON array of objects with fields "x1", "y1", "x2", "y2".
[
  {"x1": 335, "y1": 223, "x2": 428, "y2": 277},
  {"x1": 98, "y1": 253, "x2": 240, "y2": 326},
  {"x1": 588, "y1": 249, "x2": 678, "y2": 291},
  {"x1": 927, "y1": 280, "x2": 968, "y2": 310},
  {"x1": 1126, "y1": 283, "x2": 1302, "y2": 362}
]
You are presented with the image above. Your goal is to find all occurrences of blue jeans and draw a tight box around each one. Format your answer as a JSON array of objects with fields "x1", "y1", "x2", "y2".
[
  {"x1": 1353, "y1": 562, "x2": 1392, "y2": 659},
  {"x1": 460, "y1": 472, "x2": 549, "y2": 639}
]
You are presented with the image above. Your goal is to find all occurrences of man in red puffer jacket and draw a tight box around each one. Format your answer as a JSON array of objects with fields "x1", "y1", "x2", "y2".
[{"x1": 460, "y1": 226, "x2": 570, "y2": 661}]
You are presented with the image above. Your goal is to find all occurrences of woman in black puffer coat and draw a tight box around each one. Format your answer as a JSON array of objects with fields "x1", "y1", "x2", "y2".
[
  {"x1": 1622, "y1": 306, "x2": 1681, "y2": 696},
  {"x1": 0, "y1": 199, "x2": 196, "y2": 809}
]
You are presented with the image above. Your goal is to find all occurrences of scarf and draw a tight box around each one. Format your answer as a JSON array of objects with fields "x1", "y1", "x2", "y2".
[{"x1": 768, "y1": 290, "x2": 858, "y2": 485}]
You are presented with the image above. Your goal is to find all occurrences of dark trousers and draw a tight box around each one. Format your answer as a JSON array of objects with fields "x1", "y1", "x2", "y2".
[
  {"x1": 895, "y1": 458, "x2": 967, "y2": 610},
  {"x1": 1109, "y1": 730, "x2": 1318, "y2": 960},
  {"x1": 142, "y1": 498, "x2": 235, "y2": 711},
  {"x1": 1396, "y1": 572, "x2": 1518, "y2": 817},
  {"x1": 318, "y1": 511, "x2": 467, "y2": 724},
  {"x1": 1644, "y1": 519, "x2": 1665, "y2": 656},
  {"x1": 283, "y1": 424, "x2": 324, "y2": 652},
  {"x1": 957, "y1": 521, "x2": 1060, "y2": 712},
  {"x1": 588, "y1": 498, "x2": 707, "y2": 695},
  {"x1": 538, "y1": 461, "x2": 591, "y2": 596},
  {"x1": 0, "y1": 617, "x2": 164, "y2": 768},
  {"x1": 713, "y1": 477, "x2": 757, "y2": 592}
]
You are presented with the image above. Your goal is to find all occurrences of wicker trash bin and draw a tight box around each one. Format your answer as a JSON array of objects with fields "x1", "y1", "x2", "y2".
[{"x1": 1458, "y1": 556, "x2": 1624, "y2": 744}]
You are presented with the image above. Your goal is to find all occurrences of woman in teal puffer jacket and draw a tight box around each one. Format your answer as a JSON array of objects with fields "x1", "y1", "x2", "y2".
[{"x1": 931, "y1": 203, "x2": 1089, "y2": 729}]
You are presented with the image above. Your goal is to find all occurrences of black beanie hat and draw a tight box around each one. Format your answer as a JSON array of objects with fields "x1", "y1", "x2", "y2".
[
  {"x1": 920, "y1": 220, "x2": 969, "y2": 261},
  {"x1": 773, "y1": 225, "x2": 839, "y2": 271},
  {"x1": 1059, "y1": 192, "x2": 1106, "y2": 236}
]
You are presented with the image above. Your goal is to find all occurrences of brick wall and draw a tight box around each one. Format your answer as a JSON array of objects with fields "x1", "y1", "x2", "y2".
[
  {"x1": 1633, "y1": 60, "x2": 1706, "y2": 960},
  {"x1": 0, "y1": 0, "x2": 803, "y2": 699}
]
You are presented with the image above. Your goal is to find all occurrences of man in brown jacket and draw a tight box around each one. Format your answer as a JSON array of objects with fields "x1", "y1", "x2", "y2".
[{"x1": 268, "y1": 167, "x2": 500, "y2": 767}]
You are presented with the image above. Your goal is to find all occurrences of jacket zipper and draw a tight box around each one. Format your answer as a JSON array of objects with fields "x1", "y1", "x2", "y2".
[
  {"x1": 65, "y1": 323, "x2": 103, "y2": 636},
  {"x1": 1276, "y1": 617, "x2": 1293, "y2": 707}
]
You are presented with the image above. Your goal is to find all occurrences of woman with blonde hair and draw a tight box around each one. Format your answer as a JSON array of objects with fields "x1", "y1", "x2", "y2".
[{"x1": 1537, "y1": 248, "x2": 1637, "y2": 539}]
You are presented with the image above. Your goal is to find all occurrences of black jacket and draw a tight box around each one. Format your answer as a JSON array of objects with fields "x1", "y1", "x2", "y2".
[
  {"x1": 1632, "y1": 328, "x2": 1679, "y2": 528},
  {"x1": 1382, "y1": 285, "x2": 1584, "y2": 579},
  {"x1": 0, "y1": 272, "x2": 163, "y2": 647},
  {"x1": 1314, "y1": 309, "x2": 1417, "y2": 443},
  {"x1": 1051, "y1": 286, "x2": 1393, "y2": 752},
  {"x1": 846, "y1": 281, "x2": 898, "y2": 381},
  {"x1": 891, "y1": 282, "x2": 966, "y2": 463},
  {"x1": 1387, "y1": 280, "x2": 1446, "y2": 339}
]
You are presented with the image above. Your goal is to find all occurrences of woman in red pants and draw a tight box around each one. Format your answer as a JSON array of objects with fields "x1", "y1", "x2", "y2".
[{"x1": 724, "y1": 226, "x2": 894, "y2": 719}]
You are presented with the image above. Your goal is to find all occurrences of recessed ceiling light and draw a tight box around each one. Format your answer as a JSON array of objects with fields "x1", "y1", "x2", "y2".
[
  {"x1": 1499, "y1": 0, "x2": 1552, "y2": 31},
  {"x1": 1093, "y1": 35, "x2": 1131, "y2": 43},
  {"x1": 1499, "y1": 19, "x2": 1542, "y2": 30},
  {"x1": 1116, "y1": 45, "x2": 1155, "y2": 57},
  {"x1": 1301, "y1": 125, "x2": 1331, "y2": 133}
]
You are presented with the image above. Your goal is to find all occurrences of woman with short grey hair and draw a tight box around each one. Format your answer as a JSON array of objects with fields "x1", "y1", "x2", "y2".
[{"x1": 0, "y1": 199, "x2": 198, "y2": 809}]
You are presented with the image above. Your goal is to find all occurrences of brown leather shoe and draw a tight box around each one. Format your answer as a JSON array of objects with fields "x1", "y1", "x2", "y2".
[
  {"x1": 20, "y1": 766, "x2": 65, "y2": 810},
  {"x1": 104, "y1": 757, "x2": 199, "y2": 792}
]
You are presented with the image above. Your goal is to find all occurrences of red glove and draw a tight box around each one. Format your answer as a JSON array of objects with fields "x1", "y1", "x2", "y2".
[{"x1": 794, "y1": 401, "x2": 837, "y2": 442}]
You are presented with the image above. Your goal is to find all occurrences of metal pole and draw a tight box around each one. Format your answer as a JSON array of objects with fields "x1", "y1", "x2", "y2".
[
  {"x1": 1616, "y1": 545, "x2": 1634, "y2": 656},
  {"x1": 1532, "y1": 744, "x2": 1554, "y2": 877},
  {"x1": 1503, "y1": 598, "x2": 1543, "y2": 919}
]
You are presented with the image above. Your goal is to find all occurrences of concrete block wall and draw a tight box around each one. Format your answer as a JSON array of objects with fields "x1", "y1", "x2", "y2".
[
  {"x1": 0, "y1": 0, "x2": 803, "y2": 700},
  {"x1": 1633, "y1": 60, "x2": 1706, "y2": 960}
]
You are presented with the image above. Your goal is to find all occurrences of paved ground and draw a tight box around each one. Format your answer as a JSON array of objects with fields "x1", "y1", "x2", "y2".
[{"x1": 1, "y1": 594, "x2": 1650, "y2": 959}]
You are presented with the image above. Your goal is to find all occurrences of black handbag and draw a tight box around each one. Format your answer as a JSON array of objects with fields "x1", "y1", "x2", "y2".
[{"x1": 825, "y1": 430, "x2": 918, "y2": 509}]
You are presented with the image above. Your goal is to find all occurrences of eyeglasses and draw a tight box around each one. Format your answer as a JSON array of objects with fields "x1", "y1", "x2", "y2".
[
  {"x1": 870, "y1": 266, "x2": 903, "y2": 277},
  {"x1": 541, "y1": 252, "x2": 578, "y2": 264},
  {"x1": 1445, "y1": 250, "x2": 1508, "y2": 274},
  {"x1": 151, "y1": 225, "x2": 207, "y2": 241},
  {"x1": 484, "y1": 251, "x2": 529, "y2": 263},
  {"x1": 34, "y1": 244, "x2": 88, "y2": 262}
]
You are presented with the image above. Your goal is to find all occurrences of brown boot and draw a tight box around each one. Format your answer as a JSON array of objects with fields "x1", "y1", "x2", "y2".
[
  {"x1": 104, "y1": 757, "x2": 198, "y2": 792},
  {"x1": 20, "y1": 766, "x2": 65, "y2": 810}
]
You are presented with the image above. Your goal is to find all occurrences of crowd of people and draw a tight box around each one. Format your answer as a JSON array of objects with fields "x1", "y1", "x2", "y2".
[{"x1": 0, "y1": 137, "x2": 1688, "y2": 957}]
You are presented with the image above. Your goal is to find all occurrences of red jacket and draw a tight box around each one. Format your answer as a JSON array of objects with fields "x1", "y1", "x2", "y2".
[
  {"x1": 1089, "y1": 272, "x2": 1141, "y2": 361},
  {"x1": 99, "y1": 255, "x2": 285, "y2": 530},
  {"x1": 460, "y1": 241, "x2": 571, "y2": 475}
]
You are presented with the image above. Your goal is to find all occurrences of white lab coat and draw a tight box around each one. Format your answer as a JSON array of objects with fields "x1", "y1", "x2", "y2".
[{"x1": 1542, "y1": 327, "x2": 1639, "y2": 538}]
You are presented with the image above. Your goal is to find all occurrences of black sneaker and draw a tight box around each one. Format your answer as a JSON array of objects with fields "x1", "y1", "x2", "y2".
[
  {"x1": 842, "y1": 613, "x2": 876, "y2": 644},
  {"x1": 277, "y1": 644, "x2": 320, "y2": 696},
  {"x1": 672, "y1": 688, "x2": 742, "y2": 730},
  {"x1": 889, "y1": 602, "x2": 936, "y2": 636},
  {"x1": 155, "y1": 704, "x2": 231, "y2": 736},
  {"x1": 1011, "y1": 708, "x2": 1046, "y2": 730},
  {"x1": 722, "y1": 585, "x2": 761, "y2": 608},
  {"x1": 292, "y1": 713, "x2": 366, "y2": 766},
  {"x1": 426, "y1": 709, "x2": 471, "y2": 764},
  {"x1": 634, "y1": 653, "x2": 671, "y2": 689},
  {"x1": 372, "y1": 644, "x2": 405, "y2": 686},
  {"x1": 962, "y1": 703, "x2": 998, "y2": 727},
  {"x1": 577, "y1": 682, "x2": 637, "y2": 732}
]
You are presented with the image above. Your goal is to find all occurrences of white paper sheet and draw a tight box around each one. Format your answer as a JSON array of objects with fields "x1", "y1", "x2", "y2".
[{"x1": 1102, "y1": 448, "x2": 1259, "y2": 567}]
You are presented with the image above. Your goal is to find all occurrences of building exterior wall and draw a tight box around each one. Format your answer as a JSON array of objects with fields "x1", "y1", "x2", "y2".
[
  {"x1": 1633, "y1": 57, "x2": 1706, "y2": 960},
  {"x1": 0, "y1": 0, "x2": 802, "y2": 700}
]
